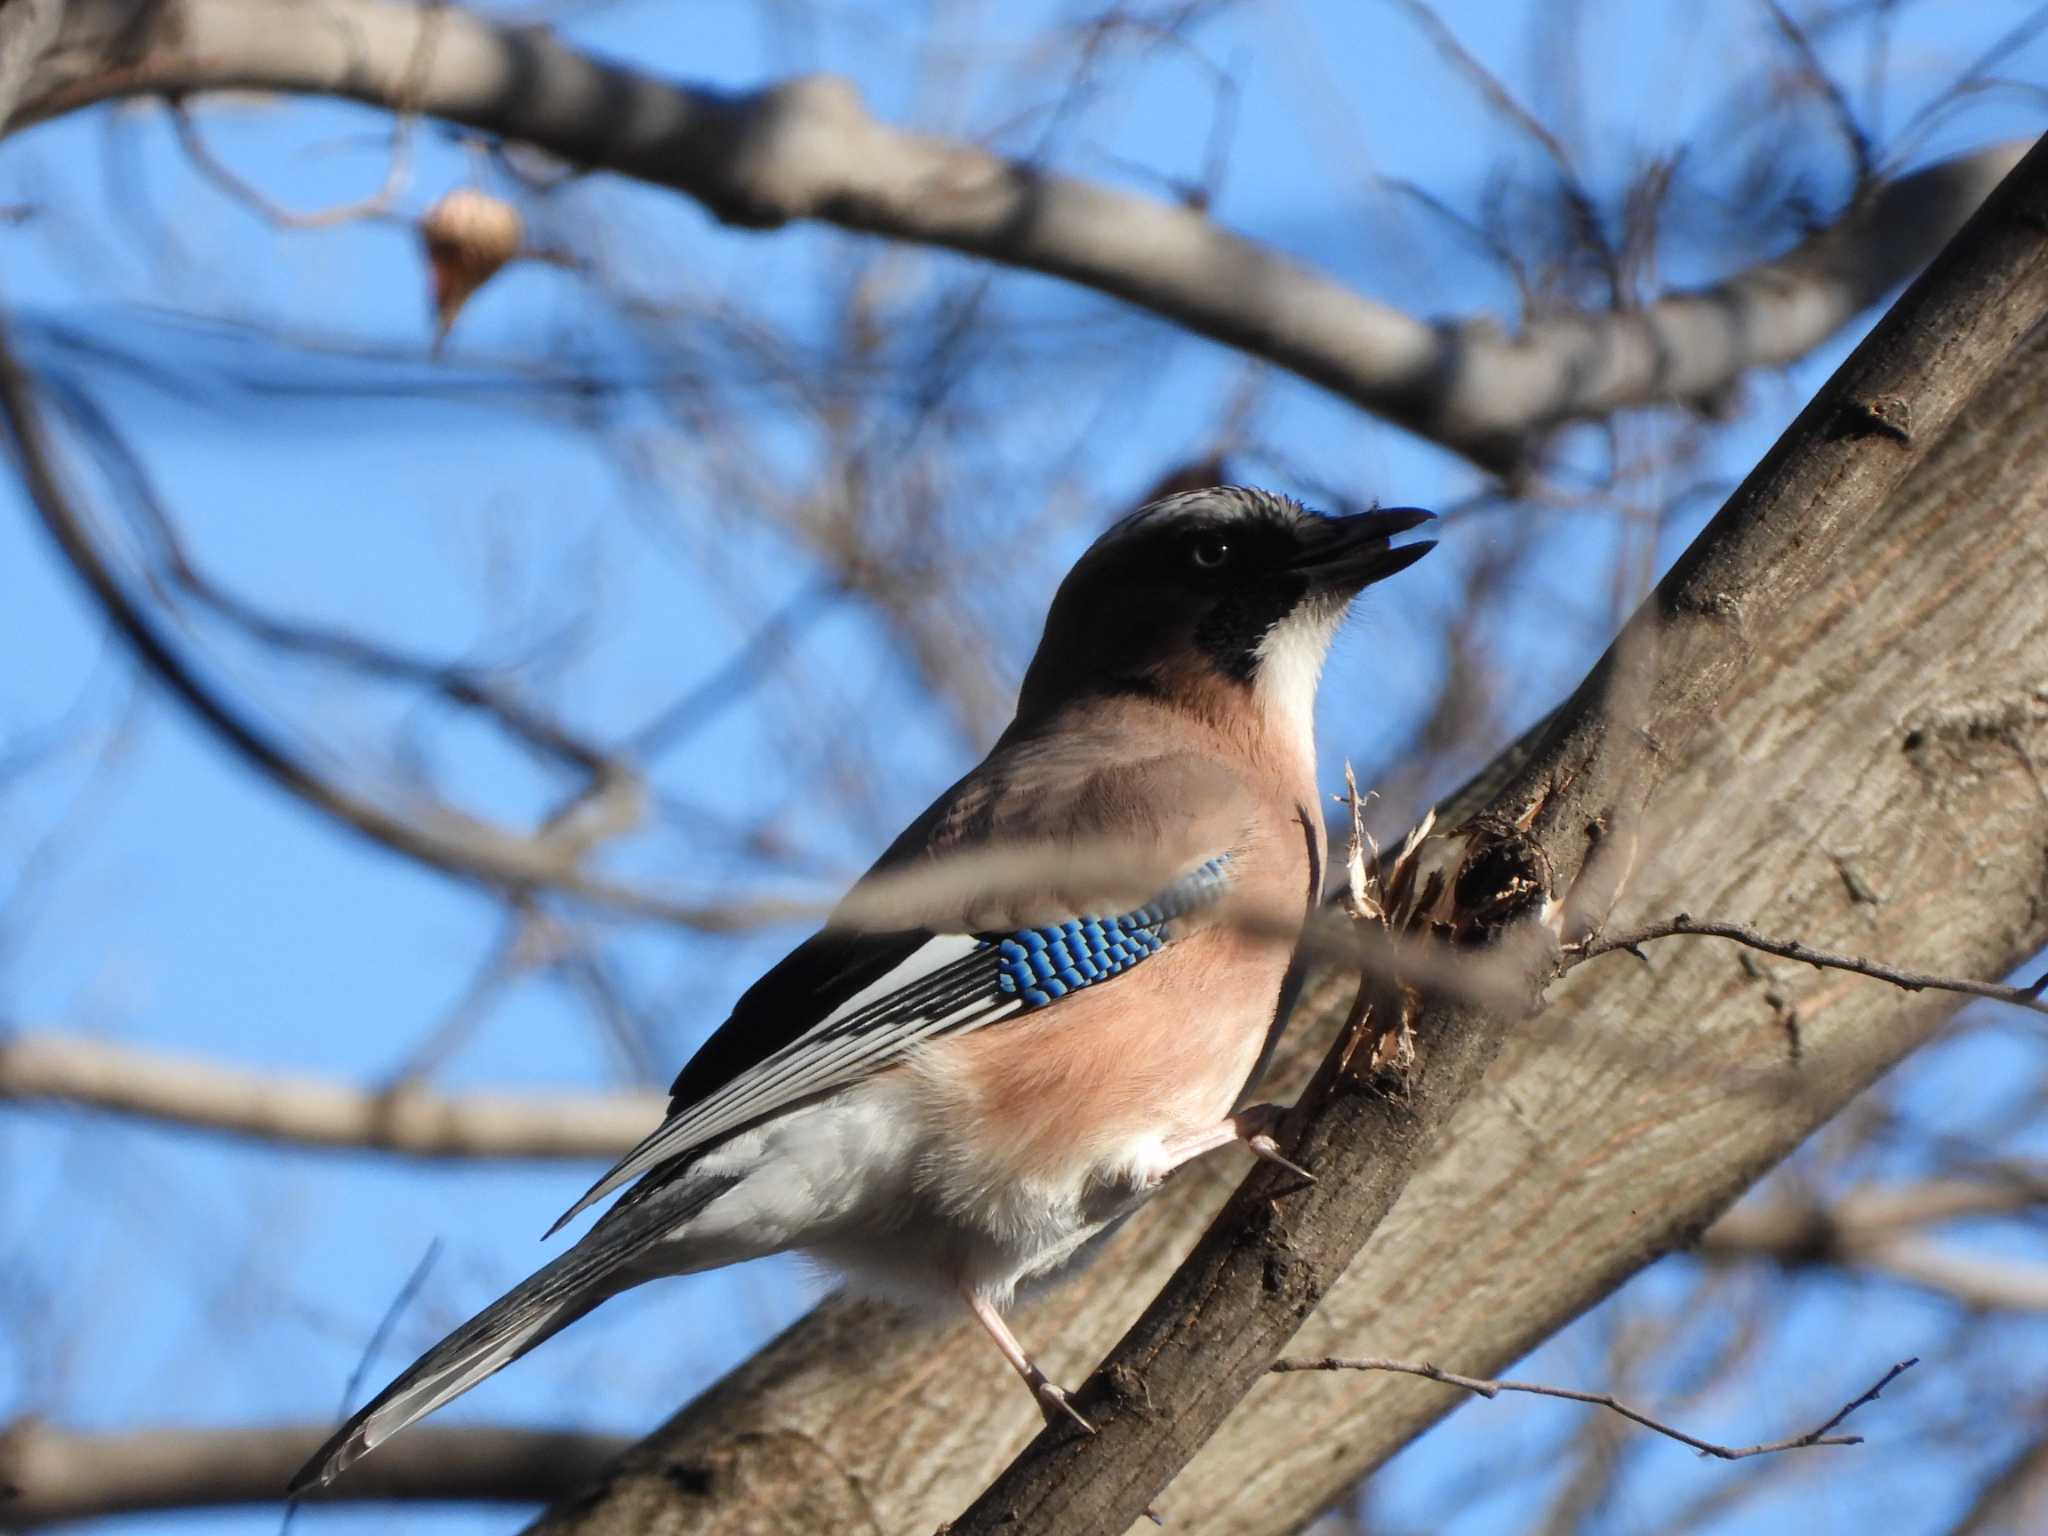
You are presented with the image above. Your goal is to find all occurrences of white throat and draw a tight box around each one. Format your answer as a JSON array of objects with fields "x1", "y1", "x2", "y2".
[{"x1": 1252, "y1": 599, "x2": 1344, "y2": 754}]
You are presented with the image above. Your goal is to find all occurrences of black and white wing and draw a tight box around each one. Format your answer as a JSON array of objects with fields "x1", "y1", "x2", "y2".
[
  {"x1": 547, "y1": 740, "x2": 1256, "y2": 1234},
  {"x1": 548, "y1": 855, "x2": 1233, "y2": 1233}
]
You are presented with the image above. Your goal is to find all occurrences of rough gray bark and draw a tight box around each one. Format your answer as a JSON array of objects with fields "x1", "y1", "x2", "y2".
[
  {"x1": 9, "y1": 0, "x2": 2022, "y2": 468},
  {"x1": 515, "y1": 141, "x2": 2048, "y2": 1535}
]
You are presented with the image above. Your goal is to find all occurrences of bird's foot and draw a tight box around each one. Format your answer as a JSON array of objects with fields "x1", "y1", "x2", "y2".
[{"x1": 1156, "y1": 1103, "x2": 1315, "y2": 1184}]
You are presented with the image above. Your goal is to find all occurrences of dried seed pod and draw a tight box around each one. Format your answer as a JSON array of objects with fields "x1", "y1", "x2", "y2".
[{"x1": 420, "y1": 188, "x2": 522, "y2": 344}]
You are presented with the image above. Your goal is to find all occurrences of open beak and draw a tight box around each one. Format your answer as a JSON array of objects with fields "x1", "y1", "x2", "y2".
[{"x1": 1292, "y1": 506, "x2": 1437, "y2": 592}]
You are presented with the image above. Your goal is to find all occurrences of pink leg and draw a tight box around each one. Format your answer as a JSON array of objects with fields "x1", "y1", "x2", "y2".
[
  {"x1": 960, "y1": 1284, "x2": 1095, "y2": 1434},
  {"x1": 1156, "y1": 1102, "x2": 1315, "y2": 1182}
]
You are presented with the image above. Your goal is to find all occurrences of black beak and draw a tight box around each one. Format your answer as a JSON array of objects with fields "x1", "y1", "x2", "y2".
[{"x1": 1292, "y1": 506, "x2": 1437, "y2": 592}]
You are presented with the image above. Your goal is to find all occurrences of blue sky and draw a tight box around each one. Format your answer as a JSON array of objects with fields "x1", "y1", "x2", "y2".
[{"x1": 3, "y1": 2, "x2": 2045, "y2": 1533}]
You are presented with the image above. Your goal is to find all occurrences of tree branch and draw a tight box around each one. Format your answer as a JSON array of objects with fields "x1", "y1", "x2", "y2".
[
  {"x1": 0, "y1": 1032, "x2": 662, "y2": 1158},
  {"x1": 1268, "y1": 1354, "x2": 1917, "y2": 1461},
  {"x1": 1711, "y1": 1172, "x2": 2048, "y2": 1240},
  {"x1": 1705, "y1": 1188, "x2": 2048, "y2": 1313},
  {"x1": 509, "y1": 128, "x2": 2048, "y2": 1536},
  {"x1": 0, "y1": 1420, "x2": 631, "y2": 1524},
  {"x1": 1576, "y1": 913, "x2": 2048, "y2": 1017},
  {"x1": 941, "y1": 128, "x2": 2048, "y2": 1536},
  {"x1": 13, "y1": 0, "x2": 2027, "y2": 467},
  {"x1": 0, "y1": 0, "x2": 60, "y2": 132}
]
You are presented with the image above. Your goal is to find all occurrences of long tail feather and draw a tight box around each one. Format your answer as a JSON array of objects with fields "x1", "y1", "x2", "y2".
[{"x1": 291, "y1": 1170, "x2": 736, "y2": 1495}]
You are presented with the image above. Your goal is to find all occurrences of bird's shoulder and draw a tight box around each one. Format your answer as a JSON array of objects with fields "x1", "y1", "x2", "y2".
[{"x1": 884, "y1": 726, "x2": 1258, "y2": 903}]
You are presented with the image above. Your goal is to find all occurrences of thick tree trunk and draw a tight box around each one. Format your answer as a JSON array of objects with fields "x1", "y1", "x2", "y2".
[{"x1": 521, "y1": 148, "x2": 2048, "y2": 1535}]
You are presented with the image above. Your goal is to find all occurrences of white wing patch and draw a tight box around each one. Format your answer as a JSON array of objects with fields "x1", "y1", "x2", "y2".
[
  {"x1": 547, "y1": 934, "x2": 1018, "y2": 1233},
  {"x1": 546, "y1": 855, "x2": 1238, "y2": 1236}
]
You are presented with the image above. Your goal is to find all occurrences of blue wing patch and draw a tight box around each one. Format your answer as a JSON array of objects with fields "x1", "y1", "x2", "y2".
[
  {"x1": 991, "y1": 855, "x2": 1231, "y2": 1005},
  {"x1": 549, "y1": 855, "x2": 1235, "y2": 1233}
]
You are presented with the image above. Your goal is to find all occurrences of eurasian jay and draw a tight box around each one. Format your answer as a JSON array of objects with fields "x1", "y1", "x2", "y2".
[{"x1": 293, "y1": 485, "x2": 1433, "y2": 1491}]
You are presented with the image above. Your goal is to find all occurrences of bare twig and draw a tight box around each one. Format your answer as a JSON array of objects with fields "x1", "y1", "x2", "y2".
[
  {"x1": 0, "y1": 0, "x2": 59, "y2": 131},
  {"x1": 1574, "y1": 913, "x2": 2048, "y2": 1017},
  {"x1": 1712, "y1": 1171, "x2": 2048, "y2": 1239},
  {"x1": 0, "y1": 884, "x2": 1531, "y2": 1165},
  {"x1": 162, "y1": 0, "x2": 443, "y2": 229},
  {"x1": 1763, "y1": 0, "x2": 1876, "y2": 187},
  {"x1": 1388, "y1": 0, "x2": 1622, "y2": 303},
  {"x1": 48, "y1": 374, "x2": 620, "y2": 779},
  {"x1": 1269, "y1": 1354, "x2": 1918, "y2": 1461},
  {"x1": 628, "y1": 578, "x2": 842, "y2": 760},
  {"x1": 0, "y1": 325, "x2": 799, "y2": 932},
  {"x1": 333, "y1": 1240, "x2": 444, "y2": 1433},
  {"x1": 168, "y1": 97, "x2": 415, "y2": 229}
]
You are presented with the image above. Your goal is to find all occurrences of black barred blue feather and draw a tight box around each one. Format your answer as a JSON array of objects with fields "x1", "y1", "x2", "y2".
[
  {"x1": 546, "y1": 855, "x2": 1234, "y2": 1235},
  {"x1": 992, "y1": 856, "x2": 1229, "y2": 1004}
]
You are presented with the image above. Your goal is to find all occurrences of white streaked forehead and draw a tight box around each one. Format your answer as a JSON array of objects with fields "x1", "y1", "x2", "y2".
[{"x1": 1097, "y1": 485, "x2": 1307, "y2": 547}]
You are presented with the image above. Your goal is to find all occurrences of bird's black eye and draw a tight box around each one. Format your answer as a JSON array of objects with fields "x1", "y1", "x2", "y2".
[{"x1": 1186, "y1": 531, "x2": 1233, "y2": 570}]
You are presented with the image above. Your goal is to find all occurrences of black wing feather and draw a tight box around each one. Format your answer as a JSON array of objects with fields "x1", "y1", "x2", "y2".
[{"x1": 665, "y1": 926, "x2": 932, "y2": 1115}]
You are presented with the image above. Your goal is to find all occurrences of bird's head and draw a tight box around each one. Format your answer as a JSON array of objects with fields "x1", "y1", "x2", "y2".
[{"x1": 1015, "y1": 486, "x2": 1435, "y2": 739}]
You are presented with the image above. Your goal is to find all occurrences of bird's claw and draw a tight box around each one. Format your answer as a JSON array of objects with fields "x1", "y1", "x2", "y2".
[
  {"x1": 1235, "y1": 1103, "x2": 1315, "y2": 1183},
  {"x1": 1033, "y1": 1375, "x2": 1096, "y2": 1434},
  {"x1": 1246, "y1": 1131, "x2": 1316, "y2": 1183}
]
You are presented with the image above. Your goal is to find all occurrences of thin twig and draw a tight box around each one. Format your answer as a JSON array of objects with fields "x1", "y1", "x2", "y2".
[
  {"x1": 46, "y1": 373, "x2": 616, "y2": 777},
  {"x1": 1388, "y1": 0, "x2": 1622, "y2": 303},
  {"x1": 169, "y1": 98, "x2": 415, "y2": 230},
  {"x1": 1573, "y1": 914, "x2": 2048, "y2": 1017},
  {"x1": 0, "y1": 325, "x2": 793, "y2": 932},
  {"x1": 1269, "y1": 1355, "x2": 1918, "y2": 1460},
  {"x1": 286, "y1": 1241, "x2": 446, "y2": 1526},
  {"x1": 628, "y1": 577, "x2": 841, "y2": 759},
  {"x1": 1762, "y1": 0, "x2": 1875, "y2": 188},
  {"x1": 162, "y1": 0, "x2": 443, "y2": 231},
  {"x1": 8, "y1": 0, "x2": 2026, "y2": 468}
]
